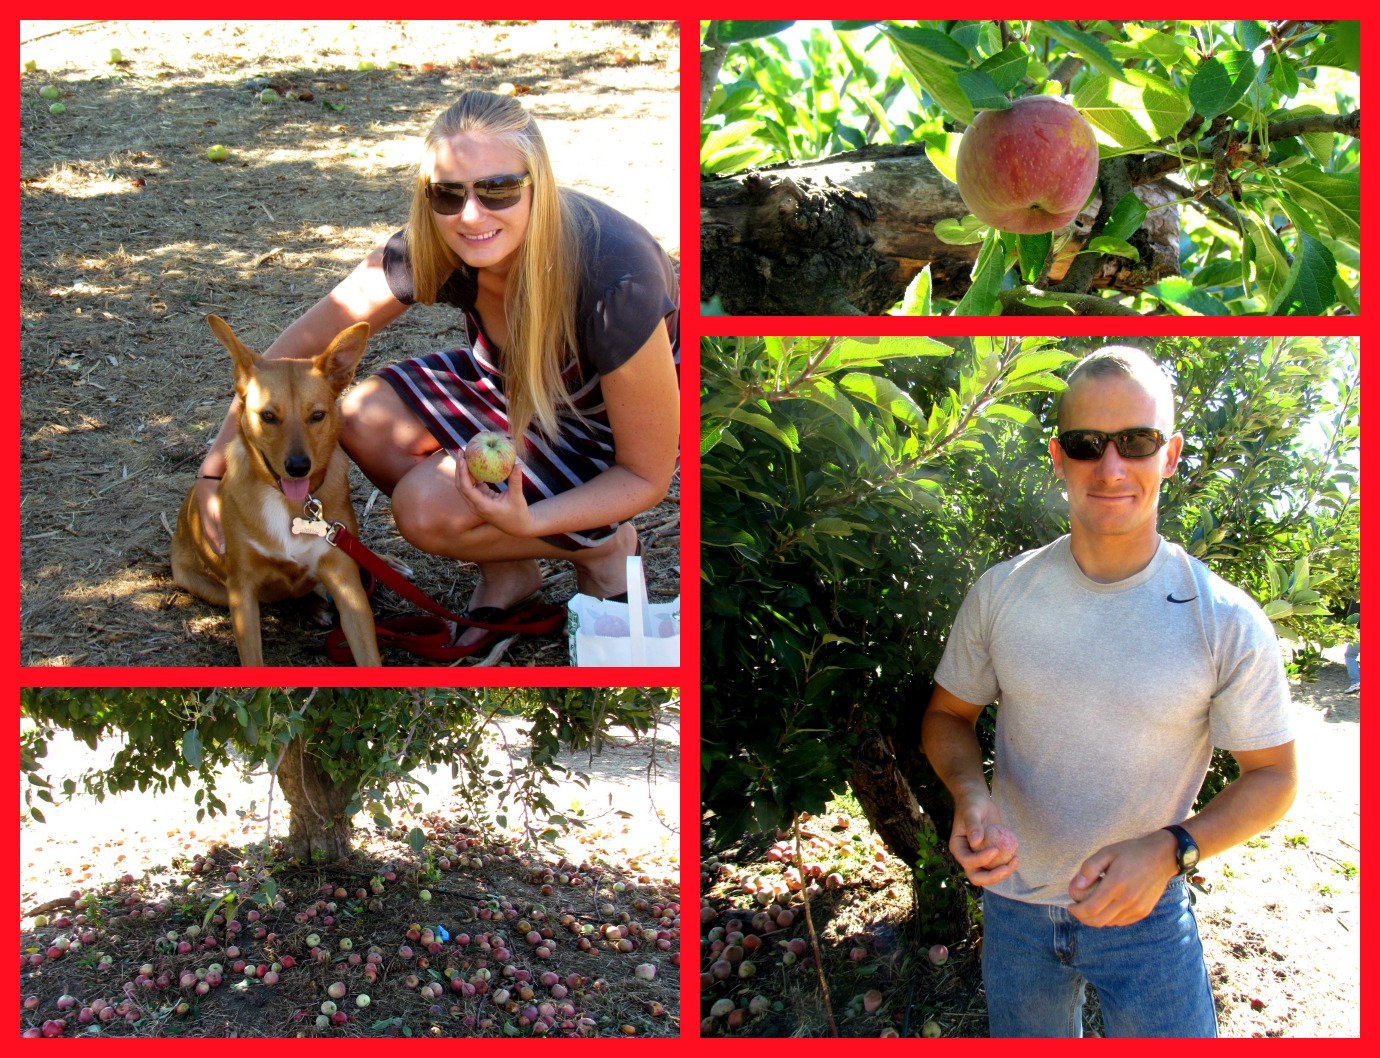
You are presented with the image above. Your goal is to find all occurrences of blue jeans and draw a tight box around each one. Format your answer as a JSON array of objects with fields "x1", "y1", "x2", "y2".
[
  {"x1": 1345, "y1": 640, "x2": 1360, "y2": 684},
  {"x1": 981, "y1": 877, "x2": 1217, "y2": 1038}
]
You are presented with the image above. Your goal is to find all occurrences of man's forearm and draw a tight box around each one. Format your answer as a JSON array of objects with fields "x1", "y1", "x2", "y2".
[
  {"x1": 1180, "y1": 760, "x2": 1298, "y2": 862},
  {"x1": 921, "y1": 707, "x2": 991, "y2": 808}
]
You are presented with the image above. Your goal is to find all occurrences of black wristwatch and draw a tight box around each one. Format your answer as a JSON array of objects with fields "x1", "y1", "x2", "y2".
[{"x1": 1162, "y1": 824, "x2": 1200, "y2": 875}]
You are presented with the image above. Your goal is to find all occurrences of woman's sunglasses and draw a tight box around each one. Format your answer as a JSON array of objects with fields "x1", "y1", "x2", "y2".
[
  {"x1": 1057, "y1": 428, "x2": 1168, "y2": 460},
  {"x1": 425, "y1": 173, "x2": 531, "y2": 214}
]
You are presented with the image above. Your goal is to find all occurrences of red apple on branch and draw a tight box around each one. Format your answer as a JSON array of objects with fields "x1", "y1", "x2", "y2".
[{"x1": 955, "y1": 95, "x2": 1099, "y2": 235}]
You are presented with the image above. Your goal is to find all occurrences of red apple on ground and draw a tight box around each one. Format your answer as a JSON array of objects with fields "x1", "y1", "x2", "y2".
[
  {"x1": 955, "y1": 95, "x2": 1099, "y2": 234},
  {"x1": 465, "y1": 431, "x2": 517, "y2": 483}
]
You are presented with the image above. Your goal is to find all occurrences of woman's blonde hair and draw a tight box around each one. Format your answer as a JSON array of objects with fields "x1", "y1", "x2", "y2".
[{"x1": 406, "y1": 91, "x2": 591, "y2": 445}]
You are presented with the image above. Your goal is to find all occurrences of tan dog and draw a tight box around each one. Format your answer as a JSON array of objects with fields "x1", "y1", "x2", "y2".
[{"x1": 171, "y1": 315, "x2": 381, "y2": 666}]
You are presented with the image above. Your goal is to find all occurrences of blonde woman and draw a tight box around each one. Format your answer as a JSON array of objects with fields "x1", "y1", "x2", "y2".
[{"x1": 194, "y1": 91, "x2": 680, "y2": 654}]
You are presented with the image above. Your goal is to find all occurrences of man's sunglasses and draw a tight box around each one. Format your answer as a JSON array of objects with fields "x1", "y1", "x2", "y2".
[
  {"x1": 425, "y1": 173, "x2": 531, "y2": 214},
  {"x1": 1057, "y1": 428, "x2": 1168, "y2": 461}
]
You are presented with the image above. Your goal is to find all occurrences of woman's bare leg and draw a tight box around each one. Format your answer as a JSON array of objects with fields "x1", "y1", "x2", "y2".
[
  {"x1": 339, "y1": 376, "x2": 442, "y2": 494},
  {"x1": 569, "y1": 522, "x2": 640, "y2": 599}
]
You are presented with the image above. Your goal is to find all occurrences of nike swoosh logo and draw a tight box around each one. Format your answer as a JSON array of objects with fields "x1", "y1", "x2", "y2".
[{"x1": 1167, "y1": 593, "x2": 1198, "y2": 604}]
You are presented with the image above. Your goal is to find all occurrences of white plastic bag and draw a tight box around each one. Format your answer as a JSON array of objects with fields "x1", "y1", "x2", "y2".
[{"x1": 567, "y1": 555, "x2": 680, "y2": 667}]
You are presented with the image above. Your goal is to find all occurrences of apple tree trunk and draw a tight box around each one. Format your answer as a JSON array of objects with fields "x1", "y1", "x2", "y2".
[
  {"x1": 848, "y1": 715, "x2": 973, "y2": 942},
  {"x1": 275, "y1": 737, "x2": 357, "y2": 862},
  {"x1": 701, "y1": 145, "x2": 1179, "y2": 315}
]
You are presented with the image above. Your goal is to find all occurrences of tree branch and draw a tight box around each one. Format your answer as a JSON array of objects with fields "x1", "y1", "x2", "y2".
[
  {"x1": 1158, "y1": 176, "x2": 1242, "y2": 233},
  {"x1": 1051, "y1": 155, "x2": 1132, "y2": 294},
  {"x1": 1129, "y1": 109, "x2": 1360, "y2": 184},
  {"x1": 700, "y1": 26, "x2": 729, "y2": 123}
]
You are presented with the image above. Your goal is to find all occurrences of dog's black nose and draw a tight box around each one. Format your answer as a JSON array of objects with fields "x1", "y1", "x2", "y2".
[{"x1": 283, "y1": 455, "x2": 312, "y2": 479}]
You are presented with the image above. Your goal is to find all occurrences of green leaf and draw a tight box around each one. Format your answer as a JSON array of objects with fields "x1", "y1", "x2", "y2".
[
  {"x1": 1268, "y1": 233, "x2": 1339, "y2": 316},
  {"x1": 714, "y1": 20, "x2": 797, "y2": 44},
  {"x1": 982, "y1": 403, "x2": 1038, "y2": 427},
  {"x1": 1307, "y1": 21, "x2": 1359, "y2": 73},
  {"x1": 1005, "y1": 349, "x2": 1078, "y2": 380},
  {"x1": 811, "y1": 516, "x2": 862, "y2": 537},
  {"x1": 1235, "y1": 20, "x2": 1268, "y2": 52},
  {"x1": 1333, "y1": 273, "x2": 1360, "y2": 315},
  {"x1": 889, "y1": 26, "x2": 971, "y2": 66},
  {"x1": 934, "y1": 215, "x2": 988, "y2": 246},
  {"x1": 1086, "y1": 236, "x2": 1138, "y2": 261},
  {"x1": 1116, "y1": 24, "x2": 1187, "y2": 68},
  {"x1": 1188, "y1": 52, "x2": 1257, "y2": 122},
  {"x1": 1242, "y1": 214, "x2": 1291, "y2": 304},
  {"x1": 832, "y1": 21, "x2": 880, "y2": 32},
  {"x1": 839, "y1": 372, "x2": 926, "y2": 427},
  {"x1": 31, "y1": 807, "x2": 45, "y2": 823},
  {"x1": 955, "y1": 69, "x2": 1010, "y2": 112},
  {"x1": 976, "y1": 44, "x2": 1031, "y2": 93},
  {"x1": 1272, "y1": 166, "x2": 1360, "y2": 246},
  {"x1": 1040, "y1": 21, "x2": 1125, "y2": 79},
  {"x1": 1016, "y1": 232, "x2": 1051, "y2": 283},
  {"x1": 408, "y1": 827, "x2": 426, "y2": 854},
  {"x1": 827, "y1": 336, "x2": 953, "y2": 366},
  {"x1": 1073, "y1": 68, "x2": 1190, "y2": 149},
  {"x1": 953, "y1": 229, "x2": 1007, "y2": 316},
  {"x1": 893, "y1": 266, "x2": 933, "y2": 316},
  {"x1": 700, "y1": 146, "x2": 774, "y2": 176},
  {"x1": 1102, "y1": 192, "x2": 1149, "y2": 243},
  {"x1": 883, "y1": 26, "x2": 973, "y2": 125},
  {"x1": 181, "y1": 728, "x2": 203, "y2": 769},
  {"x1": 924, "y1": 131, "x2": 962, "y2": 184},
  {"x1": 701, "y1": 120, "x2": 764, "y2": 156},
  {"x1": 725, "y1": 408, "x2": 801, "y2": 452},
  {"x1": 1147, "y1": 276, "x2": 1231, "y2": 315},
  {"x1": 798, "y1": 377, "x2": 866, "y2": 436},
  {"x1": 971, "y1": 42, "x2": 1026, "y2": 93},
  {"x1": 1267, "y1": 51, "x2": 1299, "y2": 99}
]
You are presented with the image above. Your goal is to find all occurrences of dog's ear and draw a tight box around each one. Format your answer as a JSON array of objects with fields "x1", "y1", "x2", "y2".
[
  {"x1": 207, "y1": 315, "x2": 263, "y2": 393},
  {"x1": 315, "y1": 322, "x2": 371, "y2": 395}
]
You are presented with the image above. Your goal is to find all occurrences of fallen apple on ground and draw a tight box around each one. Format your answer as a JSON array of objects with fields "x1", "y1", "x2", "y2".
[{"x1": 955, "y1": 95, "x2": 1099, "y2": 235}]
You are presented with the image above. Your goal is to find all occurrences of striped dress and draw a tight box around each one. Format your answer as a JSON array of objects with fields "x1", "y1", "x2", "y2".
[{"x1": 376, "y1": 196, "x2": 679, "y2": 551}]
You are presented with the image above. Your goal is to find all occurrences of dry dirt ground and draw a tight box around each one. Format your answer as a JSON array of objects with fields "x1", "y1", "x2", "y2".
[
  {"x1": 19, "y1": 20, "x2": 681, "y2": 667},
  {"x1": 701, "y1": 649, "x2": 1361, "y2": 1038},
  {"x1": 20, "y1": 717, "x2": 681, "y2": 1037}
]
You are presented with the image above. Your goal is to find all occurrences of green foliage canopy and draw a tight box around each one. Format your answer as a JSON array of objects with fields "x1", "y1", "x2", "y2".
[{"x1": 21, "y1": 686, "x2": 677, "y2": 850}]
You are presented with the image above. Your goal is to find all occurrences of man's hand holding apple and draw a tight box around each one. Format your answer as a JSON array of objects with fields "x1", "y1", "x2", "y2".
[{"x1": 949, "y1": 800, "x2": 1021, "y2": 887}]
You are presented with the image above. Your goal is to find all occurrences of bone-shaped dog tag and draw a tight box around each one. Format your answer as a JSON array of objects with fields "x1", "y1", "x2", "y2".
[{"x1": 292, "y1": 517, "x2": 331, "y2": 537}]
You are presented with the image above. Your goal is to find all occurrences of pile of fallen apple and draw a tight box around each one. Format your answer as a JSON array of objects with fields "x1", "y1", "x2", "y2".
[
  {"x1": 21, "y1": 829, "x2": 679, "y2": 1038},
  {"x1": 699, "y1": 822, "x2": 952, "y2": 1037}
]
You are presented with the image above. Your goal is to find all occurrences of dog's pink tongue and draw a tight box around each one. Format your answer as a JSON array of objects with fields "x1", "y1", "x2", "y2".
[{"x1": 281, "y1": 476, "x2": 312, "y2": 502}]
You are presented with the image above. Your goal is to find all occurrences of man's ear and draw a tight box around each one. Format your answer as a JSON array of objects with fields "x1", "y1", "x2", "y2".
[
  {"x1": 1162, "y1": 432, "x2": 1185, "y2": 477},
  {"x1": 1049, "y1": 435, "x2": 1067, "y2": 481}
]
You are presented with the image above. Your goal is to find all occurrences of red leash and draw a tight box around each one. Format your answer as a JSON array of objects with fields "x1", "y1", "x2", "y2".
[{"x1": 317, "y1": 521, "x2": 565, "y2": 664}]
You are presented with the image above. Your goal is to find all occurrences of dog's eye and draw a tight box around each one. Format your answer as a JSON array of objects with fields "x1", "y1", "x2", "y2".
[
  {"x1": 260, "y1": 410, "x2": 279, "y2": 424},
  {"x1": 309, "y1": 410, "x2": 327, "y2": 423}
]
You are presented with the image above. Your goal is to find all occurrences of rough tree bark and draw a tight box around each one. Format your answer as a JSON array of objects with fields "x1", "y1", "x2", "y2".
[
  {"x1": 701, "y1": 145, "x2": 1179, "y2": 315},
  {"x1": 845, "y1": 677, "x2": 976, "y2": 942},
  {"x1": 276, "y1": 737, "x2": 357, "y2": 862},
  {"x1": 849, "y1": 731, "x2": 972, "y2": 941}
]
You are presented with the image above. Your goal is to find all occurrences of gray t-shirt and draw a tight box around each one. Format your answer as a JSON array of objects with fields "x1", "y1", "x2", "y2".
[{"x1": 934, "y1": 535, "x2": 1294, "y2": 906}]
